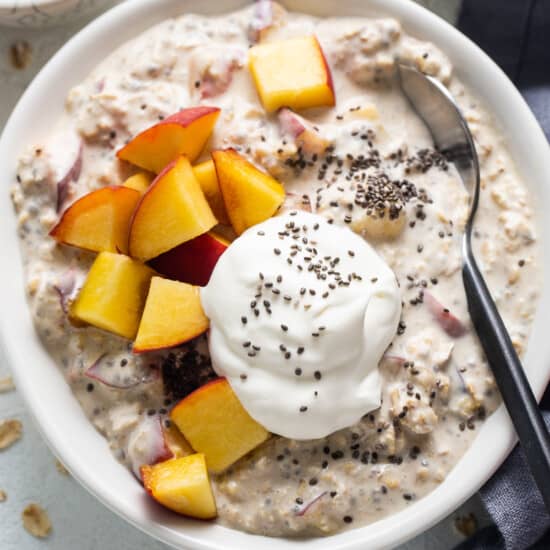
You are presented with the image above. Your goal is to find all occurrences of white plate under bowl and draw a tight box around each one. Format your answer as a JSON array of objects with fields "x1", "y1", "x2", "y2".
[{"x1": 0, "y1": 1, "x2": 549, "y2": 549}]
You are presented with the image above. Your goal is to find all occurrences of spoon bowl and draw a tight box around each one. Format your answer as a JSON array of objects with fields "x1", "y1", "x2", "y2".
[{"x1": 397, "y1": 63, "x2": 480, "y2": 246}]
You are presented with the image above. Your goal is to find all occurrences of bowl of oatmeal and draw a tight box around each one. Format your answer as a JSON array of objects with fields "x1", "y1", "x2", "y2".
[{"x1": 1, "y1": 0, "x2": 549, "y2": 548}]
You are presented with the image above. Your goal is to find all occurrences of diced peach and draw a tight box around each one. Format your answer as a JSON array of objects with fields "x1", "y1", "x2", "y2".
[
  {"x1": 70, "y1": 252, "x2": 155, "y2": 339},
  {"x1": 149, "y1": 232, "x2": 229, "y2": 287},
  {"x1": 249, "y1": 36, "x2": 335, "y2": 112},
  {"x1": 212, "y1": 149, "x2": 285, "y2": 235},
  {"x1": 128, "y1": 156, "x2": 217, "y2": 261},
  {"x1": 192, "y1": 160, "x2": 229, "y2": 225},
  {"x1": 170, "y1": 378, "x2": 269, "y2": 473},
  {"x1": 163, "y1": 424, "x2": 194, "y2": 459},
  {"x1": 116, "y1": 107, "x2": 220, "y2": 173},
  {"x1": 123, "y1": 172, "x2": 154, "y2": 193},
  {"x1": 141, "y1": 454, "x2": 217, "y2": 519},
  {"x1": 350, "y1": 209, "x2": 407, "y2": 240},
  {"x1": 49, "y1": 186, "x2": 141, "y2": 254},
  {"x1": 277, "y1": 108, "x2": 331, "y2": 155},
  {"x1": 133, "y1": 277, "x2": 209, "y2": 353},
  {"x1": 350, "y1": 104, "x2": 379, "y2": 121}
]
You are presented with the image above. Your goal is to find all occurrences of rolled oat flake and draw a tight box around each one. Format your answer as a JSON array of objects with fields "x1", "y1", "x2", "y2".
[
  {"x1": 0, "y1": 419, "x2": 22, "y2": 450},
  {"x1": 22, "y1": 503, "x2": 52, "y2": 538}
]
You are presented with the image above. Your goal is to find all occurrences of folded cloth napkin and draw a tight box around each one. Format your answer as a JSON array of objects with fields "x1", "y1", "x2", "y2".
[{"x1": 454, "y1": 1, "x2": 550, "y2": 548}]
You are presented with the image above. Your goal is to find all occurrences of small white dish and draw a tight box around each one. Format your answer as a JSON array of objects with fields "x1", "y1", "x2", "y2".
[
  {"x1": 0, "y1": 1, "x2": 549, "y2": 549},
  {"x1": 0, "y1": 0, "x2": 113, "y2": 27}
]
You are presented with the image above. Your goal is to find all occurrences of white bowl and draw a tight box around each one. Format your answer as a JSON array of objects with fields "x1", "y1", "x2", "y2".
[
  {"x1": 0, "y1": 1, "x2": 549, "y2": 548},
  {"x1": 0, "y1": 0, "x2": 112, "y2": 27}
]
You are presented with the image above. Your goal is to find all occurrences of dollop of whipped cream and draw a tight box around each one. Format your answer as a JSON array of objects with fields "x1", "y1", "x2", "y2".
[{"x1": 201, "y1": 211, "x2": 401, "y2": 439}]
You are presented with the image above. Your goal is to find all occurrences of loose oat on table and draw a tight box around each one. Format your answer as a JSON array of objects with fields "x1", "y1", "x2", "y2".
[
  {"x1": 0, "y1": 376, "x2": 15, "y2": 393},
  {"x1": 10, "y1": 1, "x2": 540, "y2": 537},
  {"x1": 55, "y1": 458, "x2": 69, "y2": 475},
  {"x1": 9, "y1": 40, "x2": 32, "y2": 70},
  {"x1": 22, "y1": 503, "x2": 52, "y2": 539},
  {"x1": 454, "y1": 512, "x2": 479, "y2": 538},
  {"x1": 0, "y1": 489, "x2": 6, "y2": 502},
  {"x1": 0, "y1": 419, "x2": 22, "y2": 450}
]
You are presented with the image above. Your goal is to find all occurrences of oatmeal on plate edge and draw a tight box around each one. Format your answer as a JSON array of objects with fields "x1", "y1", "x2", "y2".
[{"x1": 10, "y1": 0, "x2": 540, "y2": 538}]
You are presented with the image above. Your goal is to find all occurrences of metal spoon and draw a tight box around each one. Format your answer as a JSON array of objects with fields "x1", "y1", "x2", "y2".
[{"x1": 398, "y1": 63, "x2": 550, "y2": 512}]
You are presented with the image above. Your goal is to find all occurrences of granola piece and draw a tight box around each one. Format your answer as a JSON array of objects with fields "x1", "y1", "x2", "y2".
[{"x1": 0, "y1": 489, "x2": 6, "y2": 502}]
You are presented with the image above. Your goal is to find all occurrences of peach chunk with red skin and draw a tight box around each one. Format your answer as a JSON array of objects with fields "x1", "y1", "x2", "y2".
[
  {"x1": 141, "y1": 454, "x2": 217, "y2": 520},
  {"x1": 277, "y1": 107, "x2": 330, "y2": 155},
  {"x1": 249, "y1": 35, "x2": 335, "y2": 112},
  {"x1": 212, "y1": 149, "x2": 285, "y2": 235},
  {"x1": 128, "y1": 156, "x2": 217, "y2": 262},
  {"x1": 170, "y1": 378, "x2": 270, "y2": 473},
  {"x1": 149, "y1": 232, "x2": 229, "y2": 287},
  {"x1": 116, "y1": 107, "x2": 220, "y2": 174},
  {"x1": 133, "y1": 277, "x2": 209, "y2": 353},
  {"x1": 49, "y1": 186, "x2": 141, "y2": 254}
]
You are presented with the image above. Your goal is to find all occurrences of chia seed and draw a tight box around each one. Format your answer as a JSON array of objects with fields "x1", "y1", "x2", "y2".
[{"x1": 343, "y1": 516, "x2": 353, "y2": 524}]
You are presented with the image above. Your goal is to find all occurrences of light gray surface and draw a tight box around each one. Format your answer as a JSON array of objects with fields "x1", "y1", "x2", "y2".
[{"x1": 0, "y1": 1, "x2": 487, "y2": 548}]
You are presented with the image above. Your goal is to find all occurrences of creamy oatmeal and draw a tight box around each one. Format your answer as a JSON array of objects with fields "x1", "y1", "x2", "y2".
[{"x1": 11, "y1": 1, "x2": 540, "y2": 538}]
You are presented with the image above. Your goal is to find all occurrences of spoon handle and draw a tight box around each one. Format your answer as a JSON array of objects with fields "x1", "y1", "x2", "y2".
[{"x1": 462, "y1": 252, "x2": 550, "y2": 512}]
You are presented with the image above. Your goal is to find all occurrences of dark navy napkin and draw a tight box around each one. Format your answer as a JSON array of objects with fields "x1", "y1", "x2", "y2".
[{"x1": 455, "y1": 1, "x2": 550, "y2": 548}]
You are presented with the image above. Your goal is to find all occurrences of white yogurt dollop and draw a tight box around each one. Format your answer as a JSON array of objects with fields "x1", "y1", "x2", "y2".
[{"x1": 201, "y1": 211, "x2": 401, "y2": 439}]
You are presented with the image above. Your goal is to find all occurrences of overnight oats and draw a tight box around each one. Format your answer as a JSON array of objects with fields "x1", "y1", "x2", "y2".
[{"x1": 10, "y1": 0, "x2": 541, "y2": 537}]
